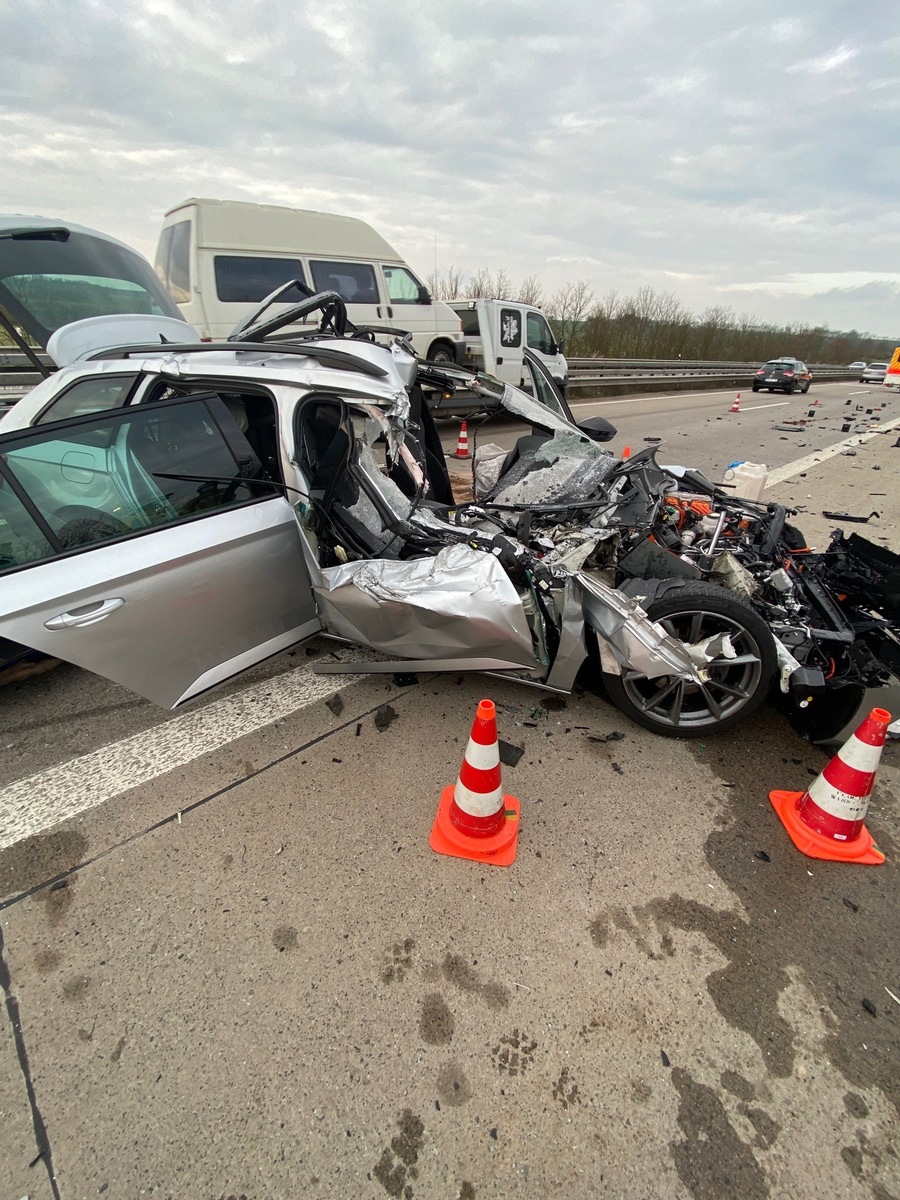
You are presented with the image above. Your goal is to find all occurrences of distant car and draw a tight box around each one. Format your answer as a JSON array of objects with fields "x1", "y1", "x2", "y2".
[
  {"x1": 848, "y1": 361, "x2": 866, "y2": 371},
  {"x1": 752, "y1": 357, "x2": 811, "y2": 395},
  {"x1": 861, "y1": 362, "x2": 887, "y2": 384}
]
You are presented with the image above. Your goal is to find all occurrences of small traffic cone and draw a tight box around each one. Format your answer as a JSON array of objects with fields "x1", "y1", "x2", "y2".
[
  {"x1": 430, "y1": 699, "x2": 521, "y2": 866},
  {"x1": 453, "y1": 420, "x2": 470, "y2": 459},
  {"x1": 621, "y1": 445, "x2": 631, "y2": 459},
  {"x1": 730, "y1": 394, "x2": 741, "y2": 413},
  {"x1": 769, "y1": 708, "x2": 890, "y2": 865}
]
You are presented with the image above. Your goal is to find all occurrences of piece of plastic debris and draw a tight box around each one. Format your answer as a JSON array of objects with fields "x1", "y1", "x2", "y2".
[
  {"x1": 499, "y1": 740, "x2": 525, "y2": 767},
  {"x1": 374, "y1": 703, "x2": 397, "y2": 731},
  {"x1": 821, "y1": 510, "x2": 879, "y2": 523},
  {"x1": 325, "y1": 694, "x2": 344, "y2": 717},
  {"x1": 587, "y1": 730, "x2": 626, "y2": 743},
  {"x1": 861, "y1": 998, "x2": 877, "y2": 1017},
  {"x1": 611, "y1": 763, "x2": 624, "y2": 775},
  {"x1": 843, "y1": 898, "x2": 860, "y2": 912},
  {"x1": 754, "y1": 850, "x2": 771, "y2": 862},
  {"x1": 660, "y1": 1050, "x2": 671, "y2": 1067},
  {"x1": 885, "y1": 987, "x2": 900, "y2": 1007}
]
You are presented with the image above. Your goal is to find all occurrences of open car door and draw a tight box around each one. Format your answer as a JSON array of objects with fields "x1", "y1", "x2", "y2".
[{"x1": 0, "y1": 394, "x2": 319, "y2": 706}]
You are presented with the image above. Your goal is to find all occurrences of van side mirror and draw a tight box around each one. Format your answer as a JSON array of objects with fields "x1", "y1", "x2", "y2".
[
  {"x1": 417, "y1": 285, "x2": 432, "y2": 305},
  {"x1": 577, "y1": 415, "x2": 617, "y2": 443}
]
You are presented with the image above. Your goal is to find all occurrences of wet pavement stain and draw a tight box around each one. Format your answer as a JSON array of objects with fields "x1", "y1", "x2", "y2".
[
  {"x1": 552, "y1": 1066, "x2": 581, "y2": 1109},
  {"x1": 419, "y1": 993, "x2": 454, "y2": 1045},
  {"x1": 372, "y1": 1108, "x2": 424, "y2": 1198},
  {"x1": 271, "y1": 925, "x2": 298, "y2": 952},
  {"x1": 458, "y1": 1184, "x2": 476, "y2": 1200},
  {"x1": 440, "y1": 953, "x2": 509, "y2": 1009},
  {"x1": 381, "y1": 938, "x2": 415, "y2": 984},
  {"x1": 740, "y1": 1106, "x2": 780, "y2": 1149},
  {"x1": 685, "y1": 712, "x2": 900, "y2": 1113},
  {"x1": 670, "y1": 1066, "x2": 769, "y2": 1200},
  {"x1": 491, "y1": 1029, "x2": 537, "y2": 1077},
  {"x1": 436, "y1": 1061, "x2": 473, "y2": 1107},
  {"x1": 1, "y1": 829, "x2": 88, "y2": 903},
  {"x1": 61, "y1": 973, "x2": 91, "y2": 1001},
  {"x1": 34, "y1": 947, "x2": 61, "y2": 974}
]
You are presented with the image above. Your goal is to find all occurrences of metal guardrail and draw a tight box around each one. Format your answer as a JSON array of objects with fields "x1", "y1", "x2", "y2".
[{"x1": 566, "y1": 358, "x2": 857, "y2": 389}]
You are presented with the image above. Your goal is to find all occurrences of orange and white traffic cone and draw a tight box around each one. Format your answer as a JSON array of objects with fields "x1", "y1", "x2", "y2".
[
  {"x1": 621, "y1": 445, "x2": 631, "y2": 459},
  {"x1": 769, "y1": 708, "x2": 890, "y2": 865},
  {"x1": 453, "y1": 420, "x2": 470, "y2": 459},
  {"x1": 730, "y1": 394, "x2": 741, "y2": 413},
  {"x1": 430, "y1": 699, "x2": 521, "y2": 866}
]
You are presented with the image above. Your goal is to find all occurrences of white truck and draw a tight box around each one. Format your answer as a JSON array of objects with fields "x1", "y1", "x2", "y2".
[
  {"x1": 449, "y1": 299, "x2": 569, "y2": 397},
  {"x1": 154, "y1": 198, "x2": 465, "y2": 363}
]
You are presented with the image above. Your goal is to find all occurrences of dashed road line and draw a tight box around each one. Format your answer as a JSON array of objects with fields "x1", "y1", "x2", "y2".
[
  {"x1": 766, "y1": 416, "x2": 900, "y2": 488},
  {"x1": 0, "y1": 649, "x2": 374, "y2": 852}
]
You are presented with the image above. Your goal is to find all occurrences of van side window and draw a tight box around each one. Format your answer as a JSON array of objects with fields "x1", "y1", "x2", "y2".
[
  {"x1": 526, "y1": 312, "x2": 556, "y2": 355},
  {"x1": 382, "y1": 265, "x2": 423, "y2": 304},
  {"x1": 155, "y1": 220, "x2": 192, "y2": 303},
  {"x1": 214, "y1": 257, "x2": 307, "y2": 304},
  {"x1": 309, "y1": 261, "x2": 379, "y2": 305}
]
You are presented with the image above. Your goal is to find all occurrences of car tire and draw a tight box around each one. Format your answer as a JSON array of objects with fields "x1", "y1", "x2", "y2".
[
  {"x1": 427, "y1": 342, "x2": 455, "y2": 365},
  {"x1": 601, "y1": 581, "x2": 777, "y2": 738},
  {"x1": 752, "y1": 384, "x2": 760, "y2": 392},
  {"x1": 801, "y1": 381, "x2": 810, "y2": 394},
  {"x1": 784, "y1": 383, "x2": 795, "y2": 395}
]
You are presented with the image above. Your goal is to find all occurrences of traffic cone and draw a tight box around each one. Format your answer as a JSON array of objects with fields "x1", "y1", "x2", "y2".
[
  {"x1": 430, "y1": 699, "x2": 521, "y2": 867},
  {"x1": 453, "y1": 420, "x2": 470, "y2": 459},
  {"x1": 768, "y1": 708, "x2": 890, "y2": 865},
  {"x1": 621, "y1": 445, "x2": 631, "y2": 459},
  {"x1": 730, "y1": 394, "x2": 741, "y2": 413}
]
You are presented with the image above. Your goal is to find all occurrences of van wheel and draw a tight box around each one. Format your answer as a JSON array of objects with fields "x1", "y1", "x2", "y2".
[{"x1": 427, "y1": 342, "x2": 455, "y2": 365}]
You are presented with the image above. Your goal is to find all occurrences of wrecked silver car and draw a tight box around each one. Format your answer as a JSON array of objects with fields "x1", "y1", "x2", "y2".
[{"x1": 1, "y1": 288, "x2": 897, "y2": 739}]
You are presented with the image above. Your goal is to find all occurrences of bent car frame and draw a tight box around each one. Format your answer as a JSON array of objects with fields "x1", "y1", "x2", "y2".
[{"x1": 1, "y1": 288, "x2": 898, "y2": 740}]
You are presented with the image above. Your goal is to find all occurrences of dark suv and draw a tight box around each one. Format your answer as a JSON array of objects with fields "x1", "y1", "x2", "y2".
[{"x1": 752, "y1": 357, "x2": 811, "y2": 395}]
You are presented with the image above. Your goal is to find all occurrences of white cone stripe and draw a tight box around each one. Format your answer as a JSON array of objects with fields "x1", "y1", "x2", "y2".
[
  {"x1": 834, "y1": 734, "x2": 884, "y2": 773},
  {"x1": 807, "y1": 776, "x2": 870, "y2": 822},
  {"x1": 454, "y1": 779, "x2": 503, "y2": 817},
  {"x1": 463, "y1": 737, "x2": 500, "y2": 771}
]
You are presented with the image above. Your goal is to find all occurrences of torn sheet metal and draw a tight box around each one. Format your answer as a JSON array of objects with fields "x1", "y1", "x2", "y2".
[
  {"x1": 772, "y1": 636, "x2": 803, "y2": 693},
  {"x1": 488, "y1": 430, "x2": 617, "y2": 506},
  {"x1": 314, "y1": 542, "x2": 537, "y2": 666},
  {"x1": 576, "y1": 572, "x2": 704, "y2": 681},
  {"x1": 686, "y1": 633, "x2": 736, "y2": 669}
]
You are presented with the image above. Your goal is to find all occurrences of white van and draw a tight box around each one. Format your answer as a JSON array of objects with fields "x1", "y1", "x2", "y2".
[
  {"x1": 449, "y1": 299, "x2": 569, "y2": 396},
  {"x1": 154, "y1": 198, "x2": 464, "y2": 362}
]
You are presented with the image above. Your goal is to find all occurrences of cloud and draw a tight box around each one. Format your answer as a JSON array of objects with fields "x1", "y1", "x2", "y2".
[{"x1": 1, "y1": 0, "x2": 898, "y2": 333}]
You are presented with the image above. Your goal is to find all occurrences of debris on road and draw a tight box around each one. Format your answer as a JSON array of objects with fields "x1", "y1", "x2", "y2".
[
  {"x1": 821, "y1": 510, "x2": 880, "y2": 523},
  {"x1": 374, "y1": 703, "x2": 398, "y2": 731},
  {"x1": 499, "y1": 740, "x2": 525, "y2": 767},
  {"x1": 862, "y1": 998, "x2": 878, "y2": 1017},
  {"x1": 325, "y1": 694, "x2": 345, "y2": 717}
]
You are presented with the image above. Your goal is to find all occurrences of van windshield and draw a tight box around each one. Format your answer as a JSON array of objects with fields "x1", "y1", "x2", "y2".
[{"x1": 0, "y1": 228, "x2": 182, "y2": 349}]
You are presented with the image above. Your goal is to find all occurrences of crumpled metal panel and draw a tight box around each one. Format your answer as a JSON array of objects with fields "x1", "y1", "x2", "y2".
[
  {"x1": 314, "y1": 542, "x2": 537, "y2": 666},
  {"x1": 577, "y1": 572, "x2": 704, "y2": 681},
  {"x1": 489, "y1": 430, "x2": 618, "y2": 506}
]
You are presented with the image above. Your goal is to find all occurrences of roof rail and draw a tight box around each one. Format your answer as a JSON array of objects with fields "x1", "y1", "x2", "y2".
[{"x1": 84, "y1": 340, "x2": 389, "y2": 377}]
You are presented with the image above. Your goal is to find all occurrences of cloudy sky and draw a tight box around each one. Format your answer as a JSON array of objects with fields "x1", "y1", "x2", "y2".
[{"x1": 3, "y1": 0, "x2": 899, "y2": 336}]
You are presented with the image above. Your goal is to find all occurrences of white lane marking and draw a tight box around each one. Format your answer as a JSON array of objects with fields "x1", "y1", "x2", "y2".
[
  {"x1": 741, "y1": 402, "x2": 789, "y2": 411},
  {"x1": 766, "y1": 416, "x2": 900, "y2": 487},
  {"x1": 0, "y1": 648, "x2": 375, "y2": 852}
]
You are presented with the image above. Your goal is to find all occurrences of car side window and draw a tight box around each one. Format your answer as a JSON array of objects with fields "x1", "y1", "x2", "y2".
[
  {"x1": 0, "y1": 397, "x2": 279, "y2": 573},
  {"x1": 35, "y1": 374, "x2": 138, "y2": 425},
  {"x1": 0, "y1": 482, "x2": 56, "y2": 569}
]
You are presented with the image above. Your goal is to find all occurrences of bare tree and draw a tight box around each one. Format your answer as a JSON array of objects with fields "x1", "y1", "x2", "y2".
[
  {"x1": 492, "y1": 268, "x2": 513, "y2": 300},
  {"x1": 545, "y1": 280, "x2": 595, "y2": 353},
  {"x1": 517, "y1": 274, "x2": 544, "y2": 306}
]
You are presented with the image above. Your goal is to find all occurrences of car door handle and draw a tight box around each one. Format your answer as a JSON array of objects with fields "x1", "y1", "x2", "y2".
[
  {"x1": 44, "y1": 597, "x2": 126, "y2": 630},
  {"x1": 376, "y1": 306, "x2": 382, "y2": 318}
]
